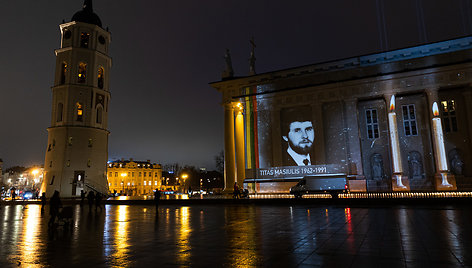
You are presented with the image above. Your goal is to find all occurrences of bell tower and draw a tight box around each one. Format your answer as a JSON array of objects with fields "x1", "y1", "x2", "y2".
[{"x1": 41, "y1": 0, "x2": 112, "y2": 197}]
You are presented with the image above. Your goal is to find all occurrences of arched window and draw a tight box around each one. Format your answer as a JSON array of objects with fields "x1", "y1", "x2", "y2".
[
  {"x1": 80, "y1": 32, "x2": 90, "y2": 48},
  {"x1": 76, "y1": 102, "x2": 83, "y2": 121},
  {"x1": 60, "y1": 62, "x2": 67, "y2": 84},
  {"x1": 96, "y1": 106, "x2": 103, "y2": 124},
  {"x1": 78, "y1": 62, "x2": 87, "y2": 83},
  {"x1": 98, "y1": 67, "x2": 104, "y2": 89},
  {"x1": 56, "y1": 103, "x2": 63, "y2": 122}
]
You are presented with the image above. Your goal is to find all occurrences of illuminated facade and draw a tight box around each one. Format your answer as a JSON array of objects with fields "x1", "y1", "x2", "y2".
[
  {"x1": 42, "y1": 0, "x2": 111, "y2": 197},
  {"x1": 107, "y1": 159, "x2": 162, "y2": 196},
  {"x1": 211, "y1": 36, "x2": 472, "y2": 193}
]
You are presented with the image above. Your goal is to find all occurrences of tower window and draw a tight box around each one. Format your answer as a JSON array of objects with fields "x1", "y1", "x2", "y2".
[
  {"x1": 98, "y1": 67, "x2": 104, "y2": 89},
  {"x1": 402, "y1": 104, "x2": 418, "y2": 136},
  {"x1": 365, "y1": 109, "x2": 380, "y2": 139},
  {"x1": 68, "y1": 137, "x2": 73, "y2": 146},
  {"x1": 96, "y1": 106, "x2": 103, "y2": 124},
  {"x1": 80, "y1": 32, "x2": 90, "y2": 48},
  {"x1": 76, "y1": 102, "x2": 83, "y2": 121},
  {"x1": 87, "y1": 159, "x2": 91, "y2": 167},
  {"x1": 78, "y1": 63, "x2": 87, "y2": 83},
  {"x1": 61, "y1": 63, "x2": 67, "y2": 84},
  {"x1": 56, "y1": 103, "x2": 63, "y2": 122},
  {"x1": 440, "y1": 100, "x2": 458, "y2": 133},
  {"x1": 88, "y1": 139, "x2": 93, "y2": 147}
]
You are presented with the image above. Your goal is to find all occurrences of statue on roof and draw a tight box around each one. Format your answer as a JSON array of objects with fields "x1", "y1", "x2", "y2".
[
  {"x1": 249, "y1": 37, "x2": 256, "y2": 75},
  {"x1": 222, "y1": 48, "x2": 234, "y2": 79}
]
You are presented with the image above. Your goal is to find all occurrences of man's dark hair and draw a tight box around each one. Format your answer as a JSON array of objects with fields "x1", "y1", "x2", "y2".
[{"x1": 280, "y1": 106, "x2": 313, "y2": 136}]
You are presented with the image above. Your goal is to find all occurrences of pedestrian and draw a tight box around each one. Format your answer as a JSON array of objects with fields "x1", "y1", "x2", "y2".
[
  {"x1": 87, "y1": 191, "x2": 95, "y2": 210},
  {"x1": 95, "y1": 192, "x2": 102, "y2": 211},
  {"x1": 233, "y1": 182, "x2": 239, "y2": 199},
  {"x1": 80, "y1": 190, "x2": 86, "y2": 207},
  {"x1": 48, "y1": 190, "x2": 62, "y2": 228},
  {"x1": 41, "y1": 192, "x2": 47, "y2": 214},
  {"x1": 154, "y1": 189, "x2": 161, "y2": 210}
]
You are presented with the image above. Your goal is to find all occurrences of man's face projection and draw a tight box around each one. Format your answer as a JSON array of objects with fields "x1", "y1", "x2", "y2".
[{"x1": 284, "y1": 121, "x2": 314, "y2": 155}]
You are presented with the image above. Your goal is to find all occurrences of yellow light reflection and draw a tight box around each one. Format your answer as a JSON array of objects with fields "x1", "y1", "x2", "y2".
[
  {"x1": 111, "y1": 205, "x2": 129, "y2": 267},
  {"x1": 226, "y1": 207, "x2": 260, "y2": 266},
  {"x1": 20, "y1": 205, "x2": 41, "y2": 266},
  {"x1": 177, "y1": 207, "x2": 191, "y2": 264}
]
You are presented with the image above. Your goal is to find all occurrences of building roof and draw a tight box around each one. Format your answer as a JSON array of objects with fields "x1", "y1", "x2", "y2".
[{"x1": 71, "y1": 0, "x2": 102, "y2": 27}]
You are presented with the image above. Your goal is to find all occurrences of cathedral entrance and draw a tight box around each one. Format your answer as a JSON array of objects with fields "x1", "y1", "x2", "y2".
[{"x1": 72, "y1": 171, "x2": 85, "y2": 196}]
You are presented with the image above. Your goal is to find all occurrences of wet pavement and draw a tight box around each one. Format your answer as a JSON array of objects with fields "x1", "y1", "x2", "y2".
[{"x1": 0, "y1": 203, "x2": 471, "y2": 267}]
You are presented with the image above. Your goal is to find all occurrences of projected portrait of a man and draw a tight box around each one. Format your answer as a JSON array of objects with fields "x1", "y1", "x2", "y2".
[{"x1": 281, "y1": 106, "x2": 314, "y2": 166}]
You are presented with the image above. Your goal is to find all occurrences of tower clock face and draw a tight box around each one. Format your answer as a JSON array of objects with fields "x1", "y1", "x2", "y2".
[
  {"x1": 98, "y1": 36, "x2": 106, "y2": 45},
  {"x1": 63, "y1": 29, "x2": 71, "y2": 39}
]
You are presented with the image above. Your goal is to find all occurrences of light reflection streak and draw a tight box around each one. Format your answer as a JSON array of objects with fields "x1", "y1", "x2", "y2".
[
  {"x1": 108, "y1": 205, "x2": 130, "y2": 267},
  {"x1": 177, "y1": 207, "x2": 191, "y2": 265},
  {"x1": 19, "y1": 205, "x2": 41, "y2": 266},
  {"x1": 226, "y1": 206, "x2": 259, "y2": 266}
]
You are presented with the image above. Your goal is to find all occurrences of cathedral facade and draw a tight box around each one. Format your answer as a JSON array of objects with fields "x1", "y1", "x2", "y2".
[
  {"x1": 41, "y1": 1, "x2": 111, "y2": 197},
  {"x1": 211, "y1": 36, "x2": 472, "y2": 194}
]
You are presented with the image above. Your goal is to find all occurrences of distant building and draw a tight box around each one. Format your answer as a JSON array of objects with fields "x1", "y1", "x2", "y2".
[
  {"x1": 161, "y1": 171, "x2": 179, "y2": 192},
  {"x1": 211, "y1": 36, "x2": 472, "y2": 193},
  {"x1": 107, "y1": 159, "x2": 162, "y2": 196},
  {"x1": 41, "y1": 0, "x2": 111, "y2": 197}
]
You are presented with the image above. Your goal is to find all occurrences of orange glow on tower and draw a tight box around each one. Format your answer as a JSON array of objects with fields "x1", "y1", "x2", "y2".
[{"x1": 389, "y1": 95, "x2": 395, "y2": 112}]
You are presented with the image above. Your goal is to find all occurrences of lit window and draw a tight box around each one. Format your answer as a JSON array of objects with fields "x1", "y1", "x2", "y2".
[
  {"x1": 109, "y1": 183, "x2": 111, "y2": 186},
  {"x1": 144, "y1": 181, "x2": 147, "y2": 186},
  {"x1": 98, "y1": 67, "x2": 104, "y2": 89},
  {"x1": 78, "y1": 62, "x2": 87, "y2": 83},
  {"x1": 80, "y1": 32, "x2": 90, "y2": 48},
  {"x1": 440, "y1": 100, "x2": 458, "y2": 133},
  {"x1": 56, "y1": 103, "x2": 63, "y2": 122},
  {"x1": 365, "y1": 109, "x2": 379, "y2": 139},
  {"x1": 402, "y1": 104, "x2": 418, "y2": 136},
  {"x1": 76, "y1": 102, "x2": 83, "y2": 121},
  {"x1": 155, "y1": 181, "x2": 157, "y2": 186},
  {"x1": 148, "y1": 181, "x2": 151, "y2": 186},
  {"x1": 61, "y1": 62, "x2": 67, "y2": 84}
]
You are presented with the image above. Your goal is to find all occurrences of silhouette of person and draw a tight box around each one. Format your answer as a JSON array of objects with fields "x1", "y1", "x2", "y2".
[
  {"x1": 233, "y1": 182, "x2": 240, "y2": 199},
  {"x1": 154, "y1": 189, "x2": 161, "y2": 210},
  {"x1": 41, "y1": 192, "x2": 47, "y2": 214},
  {"x1": 48, "y1": 190, "x2": 62, "y2": 228},
  {"x1": 80, "y1": 190, "x2": 86, "y2": 207},
  {"x1": 87, "y1": 191, "x2": 95, "y2": 210},
  {"x1": 95, "y1": 192, "x2": 102, "y2": 211}
]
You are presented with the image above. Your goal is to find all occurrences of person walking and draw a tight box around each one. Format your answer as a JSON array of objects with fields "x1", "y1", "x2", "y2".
[
  {"x1": 87, "y1": 191, "x2": 95, "y2": 211},
  {"x1": 233, "y1": 182, "x2": 239, "y2": 199},
  {"x1": 48, "y1": 191, "x2": 62, "y2": 228}
]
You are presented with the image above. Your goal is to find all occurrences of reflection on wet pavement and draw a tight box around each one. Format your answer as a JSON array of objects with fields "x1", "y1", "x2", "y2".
[{"x1": 1, "y1": 203, "x2": 471, "y2": 267}]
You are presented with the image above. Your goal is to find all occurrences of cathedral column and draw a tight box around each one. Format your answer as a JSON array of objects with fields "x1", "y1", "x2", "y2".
[
  {"x1": 234, "y1": 102, "x2": 246, "y2": 187},
  {"x1": 426, "y1": 88, "x2": 457, "y2": 190},
  {"x1": 224, "y1": 103, "x2": 237, "y2": 193}
]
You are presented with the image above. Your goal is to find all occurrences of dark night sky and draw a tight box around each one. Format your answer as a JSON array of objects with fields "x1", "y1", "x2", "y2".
[{"x1": 0, "y1": 0, "x2": 470, "y2": 169}]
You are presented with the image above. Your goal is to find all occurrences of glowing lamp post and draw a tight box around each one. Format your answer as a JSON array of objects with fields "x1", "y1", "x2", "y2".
[
  {"x1": 388, "y1": 95, "x2": 406, "y2": 188},
  {"x1": 432, "y1": 102, "x2": 452, "y2": 187}
]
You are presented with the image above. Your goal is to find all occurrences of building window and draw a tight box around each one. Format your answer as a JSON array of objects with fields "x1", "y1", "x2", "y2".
[
  {"x1": 402, "y1": 104, "x2": 418, "y2": 136},
  {"x1": 115, "y1": 172, "x2": 118, "y2": 177},
  {"x1": 144, "y1": 172, "x2": 146, "y2": 177},
  {"x1": 56, "y1": 103, "x2": 63, "y2": 122},
  {"x1": 96, "y1": 106, "x2": 103, "y2": 124},
  {"x1": 78, "y1": 62, "x2": 87, "y2": 83},
  {"x1": 365, "y1": 109, "x2": 379, "y2": 139},
  {"x1": 440, "y1": 100, "x2": 458, "y2": 133},
  {"x1": 80, "y1": 32, "x2": 90, "y2": 48},
  {"x1": 61, "y1": 62, "x2": 67, "y2": 84},
  {"x1": 109, "y1": 172, "x2": 112, "y2": 177},
  {"x1": 132, "y1": 172, "x2": 135, "y2": 177},
  {"x1": 50, "y1": 176, "x2": 55, "y2": 185},
  {"x1": 144, "y1": 181, "x2": 147, "y2": 186},
  {"x1": 88, "y1": 139, "x2": 93, "y2": 147},
  {"x1": 149, "y1": 172, "x2": 152, "y2": 177},
  {"x1": 68, "y1": 137, "x2": 73, "y2": 146},
  {"x1": 155, "y1": 173, "x2": 157, "y2": 177},
  {"x1": 148, "y1": 181, "x2": 151, "y2": 186},
  {"x1": 155, "y1": 181, "x2": 158, "y2": 186},
  {"x1": 87, "y1": 159, "x2": 91, "y2": 167},
  {"x1": 98, "y1": 67, "x2": 104, "y2": 89},
  {"x1": 76, "y1": 102, "x2": 83, "y2": 121}
]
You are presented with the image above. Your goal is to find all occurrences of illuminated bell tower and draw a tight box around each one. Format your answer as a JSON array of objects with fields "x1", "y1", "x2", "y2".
[{"x1": 41, "y1": 0, "x2": 111, "y2": 197}]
